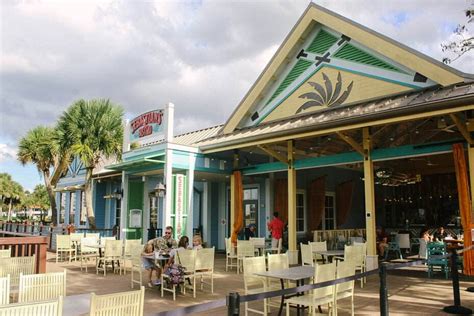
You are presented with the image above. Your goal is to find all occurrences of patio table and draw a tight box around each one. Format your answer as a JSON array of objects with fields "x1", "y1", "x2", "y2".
[
  {"x1": 255, "y1": 265, "x2": 314, "y2": 316},
  {"x1": 313, "y1": 250, "x2": 344, "y2": 263},
  {"x1": 63, "y1": 293, "x2": 91, "y2": 316}
]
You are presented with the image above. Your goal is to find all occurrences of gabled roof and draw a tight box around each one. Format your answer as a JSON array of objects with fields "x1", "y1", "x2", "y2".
[
  {"x1": 198, "y1": 82, "x2": 474, "y2": 152},
  {"x1": 222, "y1": 3, "x2": 472, "y2": 134}
]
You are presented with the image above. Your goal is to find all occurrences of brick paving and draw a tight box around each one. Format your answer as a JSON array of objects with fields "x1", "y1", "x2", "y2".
[{"x1": 45, "y1": 252, "x2": 474, "y2": 315}]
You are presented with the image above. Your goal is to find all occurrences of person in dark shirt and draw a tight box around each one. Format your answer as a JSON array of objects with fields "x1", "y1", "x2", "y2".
[
  {"x1": 245, "y1": 224, "x2": 256, "y2": 240},
  {"x1": 376, "y1": 226, "x2": 389, "y2": 256},
  {"x1": 433, "y1": 226, "x2": 448, "y2": 242}
]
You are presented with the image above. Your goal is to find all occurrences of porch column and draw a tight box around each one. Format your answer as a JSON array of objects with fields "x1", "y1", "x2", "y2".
[
  {"x1": 287, "y1": 140, "x2": 298, "y2": 264},
  {"x1": 230, "y1": 175, "x2": 235, "y2": 237},
  {"x1": 120, "y1": 172, "x2": 128, "y2": 241},
  {"x1": 163, "y1": 148, "x2": 173, "y2": 228},
  {"x1": 363, "y1": 128, "x2": 377, "y2": 256},
  {"x1": 469, "y1": 144, "x2": 474, "y2": 220}
]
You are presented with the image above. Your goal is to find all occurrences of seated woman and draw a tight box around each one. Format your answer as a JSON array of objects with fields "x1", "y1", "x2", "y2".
[
  {"x1": 192, "y1": 235, "x2": 203, "y2": 250},
  {"x1": 166, "y1": 236, "x2": 190, "y2": 267},
  {"x1": 141, "y1": 243, "x2": 161, "y2": 287},
  {"x1": 420, "y1": 228, "x2": 433, "y2": 242},
  {"x1": 376, "y1": 227, "x2": 389, "y2": 257}
]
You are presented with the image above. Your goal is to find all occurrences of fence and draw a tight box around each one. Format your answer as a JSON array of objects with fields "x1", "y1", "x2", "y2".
[
  {"x1": 155, "y1": 245, "x2": 473, "y2": 316},
  {"x1": 0, "y1": 231, "x2": 48, "y2": 273}
]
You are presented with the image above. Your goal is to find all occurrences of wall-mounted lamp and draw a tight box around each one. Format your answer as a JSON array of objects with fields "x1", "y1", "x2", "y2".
[
  {"x1": 152, "y1": 182, "x2": 166, "y2": 197},
  {"x1": 105, "y1": 188, "x2": 123, "y2": 199}
]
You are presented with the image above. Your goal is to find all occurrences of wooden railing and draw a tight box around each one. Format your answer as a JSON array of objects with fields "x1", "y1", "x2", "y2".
[{"x1": 0, "y1": 232, "x2": 48, "y2": 273}]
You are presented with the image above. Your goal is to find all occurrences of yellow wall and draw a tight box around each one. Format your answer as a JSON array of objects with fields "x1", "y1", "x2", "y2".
[{"x1": 263, "y1": 66, "x2": 412, "y2": 122}]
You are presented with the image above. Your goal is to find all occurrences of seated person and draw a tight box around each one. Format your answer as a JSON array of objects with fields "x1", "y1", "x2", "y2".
[
  {"x1": 433, "y1": 226, "x2": 448, "y2": 242},
  {"x1": 376, "y1": 226, "x2": 389, "y2": 257},
  {"x1": 420, "y1": 228, "x2": 433, "y2": 242},
  {"x1": 166, "y1": 236, "x2": 190, "y2": 267},
  {"x1": 147, "y1": 226, "x2": 178, "y2": 255},
  {"x1": 244, "y1": 224, "x2": 256, "y2": 240},
  {"x1": 141, "y1": 243, "x2": 161, "y2": 287},
  {"x1": 192, "y1": 235, "x2": 203, "y2": 250}
]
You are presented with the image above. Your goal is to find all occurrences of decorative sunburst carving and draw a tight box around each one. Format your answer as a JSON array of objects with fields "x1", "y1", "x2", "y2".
[{"x1": 296, "y1": 72, "x2": 353, "y2": 114}]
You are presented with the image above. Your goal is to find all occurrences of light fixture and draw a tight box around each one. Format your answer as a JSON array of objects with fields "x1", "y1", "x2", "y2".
[
  {"x1": 113, "y1": 188, "x2": 123, "y2": 199},
  {"x1": 152, "y1": 182, "x2": 166, "y2": 197}
]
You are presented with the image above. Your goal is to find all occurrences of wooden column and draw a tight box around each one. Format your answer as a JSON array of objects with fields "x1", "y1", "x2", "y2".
[
  {"x1": 363, "y1": 128, "x2": 377, "y2": 256},
  {"x1": 468, "y1": 144, "x2": 474, "y2": 221},
  {"x1": 229, "y1": 152, "x2": 239, "y2": 237},
  {"x1": 287, "y1": 140, "x2": 297, "y2": 252}
]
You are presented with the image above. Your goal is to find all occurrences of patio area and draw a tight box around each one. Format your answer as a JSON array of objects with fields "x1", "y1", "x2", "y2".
[{"x1": 46, "y1": 251, "x2": 474, "y2": 315}]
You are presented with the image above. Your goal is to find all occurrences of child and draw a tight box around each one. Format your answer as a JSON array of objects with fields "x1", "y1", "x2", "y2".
[
  {"x1": 192, "y1": 235, "x2": 203, "y2": 250},
  {"x1": 141, "y1": 243, "x2": 161, "y2": 287}
]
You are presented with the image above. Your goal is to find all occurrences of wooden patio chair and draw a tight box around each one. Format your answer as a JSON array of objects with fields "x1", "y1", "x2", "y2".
[
  {"x1": 0, "y1": 297, "x2": 63, "y2": 316},
  {"x1": 130, "y1": 247, "x2": 143, "y2": 289},
  {"x1": 0, "y1": 249, "x2": 10, "y2": 258},
  {"x1": 194, "y1": 247, "x2": 215, "y2": 295},
  {"x1": 78, "y1": 237, "x2": 100, "y2": 273},
  {"x1": 225, "y1": 238, "x2": 238, "y2": 272},
  {"x1": 89, "y1": 286, "x2": 144, "y2": 316},
  {"x1": 309, "y1": 241, "x2": 327, "y2": 262},
  {"x1": 285, "y1": 262, "x2": 336, "y2": 316},
  {"x1": 243, "y1": 256, "x2": 268, "y2": 316},
  {"x1": 237, "y1": 240, "x2": 255, "y2": 274},
  {"x1": 334, "y1": 260, "x2": 356, "y2": 315},
  {"x1": 56, "y1": 235, "x2": 75, "y2": 263},
  {"x1": 18, "y1": 269, "x2": 66, "y2": 303},
  {"x1": 0, "y1": 275, "x2": 10, "y2": 305},
  {"x1": 300, "y1": 243, "x2": 314, "y2": 266},
  {"x1": 96, "y1": 240, "x2": 123, "y2": 276},
  {"x1": 122, "y1": 239, "x2": 142, "y2": 275},
  {"x1": 0, "y1": 255, "x2": 36, "y2": 289}
]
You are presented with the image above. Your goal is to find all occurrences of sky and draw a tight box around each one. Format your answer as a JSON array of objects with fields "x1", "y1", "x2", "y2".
[{"x1": 1, "y1": 0, "x2": 473, "y2": 192}]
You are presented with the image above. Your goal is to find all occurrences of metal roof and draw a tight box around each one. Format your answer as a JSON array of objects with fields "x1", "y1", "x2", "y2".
[
  {"x1": 173, "y1": 124, "x2": 223, "y2": 146},
  {"x1": 197, "y1": 82, "x2": 474, "y2": 151}
]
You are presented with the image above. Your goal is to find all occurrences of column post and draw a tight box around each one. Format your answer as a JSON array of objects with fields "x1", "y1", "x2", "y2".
[
  {"x1": 287, "y1": 140, "x2": 298, "y2": 264},
  {"x1": 363, "y1": 128, "x2": 377, "y2": 256}
]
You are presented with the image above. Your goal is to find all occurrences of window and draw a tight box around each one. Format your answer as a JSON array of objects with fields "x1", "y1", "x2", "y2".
[
  {"x1": 324, "y1": 193, "x2": 336, "y2": 230},
  {"x1": 70, "y1": 192, "x2": 76, "y2": 224},
  {"x1": 60, "y1": 193, "x2": 66, "y2": 224},
  {"x1": 243, "y1": 188, "x2": 259, "y2": 233},
  {"x1": 296, "y1": 191, "x2": 306, "y2": 232},
  {"x1": 80, "y1": 192, "x2": 87, "y2": 225}
]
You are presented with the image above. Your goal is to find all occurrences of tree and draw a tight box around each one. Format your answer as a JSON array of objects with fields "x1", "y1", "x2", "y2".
[
  {"x1": 57, "y1": 99, "x2": 123, "y2": 228},
  {"x1": 442, "y1": 6, "x2": 473, "y2": 63},
  {"x1": 0, "y1": 173, "x2": 24, "y2": 220},
  {"x1": 17, "y1": 126, "x2": 70, "y2": 224},
  {"x1": 22, "y1": 185, "x2": 50, "y2": 222}
]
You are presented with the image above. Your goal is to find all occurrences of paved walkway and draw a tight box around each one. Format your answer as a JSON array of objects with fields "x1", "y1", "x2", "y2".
[{"x1": 46, "y1": 252, "x2": 474, "y2": 315}]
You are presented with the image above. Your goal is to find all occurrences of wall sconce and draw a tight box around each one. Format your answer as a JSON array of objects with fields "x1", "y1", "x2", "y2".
[
  {"x1": 152, "y1": 182, "x2": 166, "y2": 197},
  {"x1": 103, "y1": 188, "x2": 123, "y2": 200}
]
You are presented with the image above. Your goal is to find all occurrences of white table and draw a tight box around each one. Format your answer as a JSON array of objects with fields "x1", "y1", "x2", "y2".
[
  {"x1": 63, "y1": 293, "x2": 91, "y2": 316},
  {"x1": 255, "y1": 266, "x2": 314, "y2": 316}
]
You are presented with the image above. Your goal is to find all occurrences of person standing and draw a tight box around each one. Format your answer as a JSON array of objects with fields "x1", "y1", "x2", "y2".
[{"x1": 267, "y1": 212, "x2": 284, "y2": 248}]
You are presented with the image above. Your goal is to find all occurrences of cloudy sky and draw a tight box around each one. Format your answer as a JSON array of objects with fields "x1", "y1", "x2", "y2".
[{"x1": 1, "y1": 0, "x2": 473, "y2": 191}]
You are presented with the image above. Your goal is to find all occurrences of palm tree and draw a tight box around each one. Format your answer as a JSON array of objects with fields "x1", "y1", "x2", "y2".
[
  {"x1": 0, "y1": 173, "x2": 24, "y2": 220},
  {"x1": 57, "y1": 99, "x2": 123, "y2": 228},
  {"x1": 17, "y1": 126, "x2": 69, "y2": 224}
]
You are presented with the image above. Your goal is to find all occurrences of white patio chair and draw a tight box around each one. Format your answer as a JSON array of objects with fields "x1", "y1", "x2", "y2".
[
  {"x1": 250, "y1": 237, "x2": 265, "y2": 255},
  {"x1": 309, "y1": 241, "x2": 327, "y2": 262},
  {"x1": 285, "y1": 262, "x2": 336, "y2": 316},
  {"x1": 0, "y1": 255, "x2": 36, "y2": 288},
  {"x1": 89, "y1": 286, "x2": 144, "y2": 316},
  {"x1": 130, "y1": 247, "x2": 143, "y2": 289},
  {"x1": 237, "y1": 240, "x2": 255, "y2": 274},
  {"x1": 267, "y1": 252, "x2": 294, "y2": 303},
  {"x1": 56, "y1": 235, "x2": 75, "y2": 263},
  {"x1": 300, "y1": 243, "x2": 314, "y2": 266},
  {"x1": 243, "y1": 256, "x2": 268, "y2": 315},
  {"x1": 338, "y1": 244, "x2": 366, "y2": 288},
  {"x1": 265, "y1": 238, "x2": 282, "y2": 254},
  {"x1": 85, "y1": 233, "x2": 100, "y2": 244},
  {"x1": 122, "y1": 239, "x2": 142, "y2": 275},
  {"x1": 70, "y1": 232, "x2": 84, "y2": 259},
  {"x1": 225, "y1": 238, "x2": 238, "y2": 272},
  {"x1": 418, "y1": 238, "x2": 428, "y2": 259},
  {"x1": 18, "y1": 269, "x2": 66, "y2": 303},
  {"x1": 334, "y1": 260, "x2": 356, "y2": 316},
  {"x1": 0, "y1": 296, "x2": 63, "y2": 316},
  {"x1": 195, "y1": 247, "x2": 215, "y2": 295},
  {"x1": 0, "y1": 249, "x2": 11, "y2": 258},
  {"x1": 78, "y1": 237, "x2": 99, "y2": 272},
  {"x1": 96, "y1": 240, "x2": 123, "y2": 276},
  {"x1": 163, "y1": 249, "x2": 195, "y2": 300},
  {"x1": 0, "y1": 275, "x2": 10, "y2": 305}
]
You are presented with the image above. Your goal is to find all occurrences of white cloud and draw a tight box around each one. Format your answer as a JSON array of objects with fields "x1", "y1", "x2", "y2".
[{"x1": 0, "y1": 143, "x2": 17, "y2": 163}]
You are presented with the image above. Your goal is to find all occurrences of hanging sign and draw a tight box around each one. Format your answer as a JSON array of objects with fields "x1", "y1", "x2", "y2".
[
  {"x1": 129, "y1": 109, "x2": 165, "y2": 143},
  {"x1": 173, "y1": 174, "x2": 187, "y2": 238}
]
